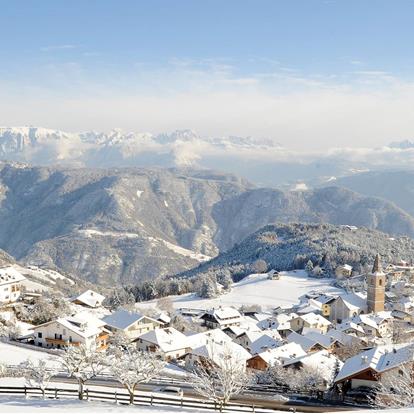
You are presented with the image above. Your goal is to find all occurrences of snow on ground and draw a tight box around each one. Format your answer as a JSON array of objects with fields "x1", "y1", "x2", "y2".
[
  {"x1": 0, "y1": 342, "x2": 60, "y2": 367},
  {"x1": 138, "y1": 271, "x2": 343, "y2": 311},
  {"x1": 0, "y1": 397, "x2": 412, "y2": 413}
]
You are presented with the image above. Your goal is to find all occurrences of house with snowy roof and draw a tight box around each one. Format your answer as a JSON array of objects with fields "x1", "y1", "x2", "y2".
[
  {"x1": 283, "y1": 350, "x2": 343, "y2": 389},
  {"x1": 135, "y1": 327, "x2": 191, "y2": 361},
  {"x1": 235, "y1": 329, "x2": 282, "y2": 355},
  {"x1": 0, "y1": 267, "x2": 26, "y2": 305},
  {"x1": 185, "y1": 337, "x2": 251, "y2": 371},
  {"x1": 334, "y1": 344, "x2": 414, "y2": 389},
  {"x1": 290, "y1": 312, "x2": 331, "y2": 334},
  {"x1": 335, "y1": 264, "x2": 353, "y2": 279},
  {"x1": 356, "y1": 312, "x2": 394, "y2": 338},
  {"x1": 247, "y1": 342, "x2": 307, "y2": 371},
  {"x1": 200, "y1": 306, "x2": 243, "y2": 329},
  {"x1": 102, "y1": 309, "x2": 163, "y2": 340},
  {"x1": 33, "y1": 314, "x2": 109, "y2": 350},
  {"x1": 71, "y1": 290, "x2": 105, "y2": 308}
]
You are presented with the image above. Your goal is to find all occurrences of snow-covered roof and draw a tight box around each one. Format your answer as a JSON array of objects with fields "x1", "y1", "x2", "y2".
[
  {"x1": 238, "y1": 330, "x2": 282, "y2": 355},
  {"x1": 335, "y1": 344, "x2": 414, "y2": 383},
  {"x1": 202, "y1": 306, "x2": 242, "y2": 322},
  {"x1": 287, "y1": 331, "x2": 320, "y2": 352},
  {"x1": 284, "y1": 350, "x2": 343, "y2": 383},
  {"x1": 187, "y1": 329, "x2": 232, "y2": 349},
  {"x1": 327, "y1": 329, "x2": 362, "y2": 346},
  {"x1": 72, "y1": 290, "x2": 105, "y2": 308},
  {"x1": 339, "y1": 292, "x2": 367, "y2": 311},
  {"x1": 190, "y1": 340, "x2": 251, "y2": 366},
  {"x1": 357, "y1": 311, "x2": 393, "y2": 330},
  {"x1": 103, "y1": 309, "x2": 151, "y2": 330},
  {"x1": 138, "y1": 328, "x2": 190, "y2": 352},
  {"x1": 298, "y1": 312, "x2": 331, "y2": 326},
  {"x1": 0, "y1": 267, "x2": 26, "y2": 286},
  {"x1": 253, "y1": 342, "x2": 307, "y2": 365},
  {"x1": 336, "y1": 320, "x2": 366, "y2": 334},
  {"x1": 35, "y1": 314, "x2": 105, "y2": 339}
]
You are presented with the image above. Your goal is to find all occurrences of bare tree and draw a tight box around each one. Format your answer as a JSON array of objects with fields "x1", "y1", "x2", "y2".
[
  {"x1": 334, "y1": 338, "x2": 364, "y2": 361},
  {"x1": 22, "y1": 359, "x2": 59, "y2": 399},
  {"x1": 60, "y1": 345, "x2": 106, "y2": 400},
  {"x1": 372, "y1": 365, "x2": 414, "y2": 409},
  {"x1": 190, "y1": 346, "x2": 252, "y2": 412},
  {"x1": 111, "y1": 346, "x2": 165, "y2": 404}
]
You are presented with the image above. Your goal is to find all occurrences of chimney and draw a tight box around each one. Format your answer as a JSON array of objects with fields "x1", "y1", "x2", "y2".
[{"x1": 361, "y1": 355, "x2": 368, "y2": 365}]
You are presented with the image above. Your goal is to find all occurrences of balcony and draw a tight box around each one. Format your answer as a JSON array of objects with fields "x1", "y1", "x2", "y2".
[
  {"x1": 97, "y1": 332, "x2": 109, "y2": 341},
  {"x1": 46, "y1": 338, "x2": 80, "y2": 346}
]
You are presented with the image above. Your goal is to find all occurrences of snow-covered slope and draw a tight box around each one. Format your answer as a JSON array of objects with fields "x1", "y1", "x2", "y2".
[{"x1": 138, "y1": 270, "x2": 343, "y2": 311}]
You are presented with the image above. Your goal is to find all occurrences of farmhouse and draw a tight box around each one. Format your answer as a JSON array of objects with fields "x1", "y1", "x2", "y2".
[
  {"x1": 33, "y1": 315, "x2": 109, "y2": 350},
  {"x1": 135, "y1": 327, "x2": 191, "y2": 360},
  {"x1": 334, "y1": 344, "x2": 414, "y2": 389},
  {"x1": 0, "y1": 267, "x2": 26, "y2": 305},
  {"x1": 71, "y1": 290, "x2": 105, "y2": 308},
  {"x1": 200, "y1": 306, "x2": 243, "y2": 329},
  {"x1": 102, "y1": 309, "x2": 163, "y2": 340}
]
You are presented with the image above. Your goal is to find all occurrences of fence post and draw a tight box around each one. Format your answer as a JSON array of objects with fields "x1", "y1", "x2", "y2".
[
  {"x1": 55, "y1": 388, "x2": 58, "y2": 399},
  {"x1": 114, "y1": 391, "x2": 118, "y2": 404},
  {"x1": 24, "y1": 386, "x2": 27, "y2": 399},
  {"x1": 150, "y1": 395, "x2": 153, "y2": 406},
  {"x1": 85, "y1": 389, "x2": 89, "y2": 401},
  {"x1": 181, "y1": 397, "x2": 183, "y2": 407},
  {"x1": 252, "y1": 404, "x2": 255, "y2": 413}
]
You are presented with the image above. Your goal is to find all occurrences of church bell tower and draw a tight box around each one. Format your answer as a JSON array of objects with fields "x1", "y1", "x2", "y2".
[{"x1": 367, "y1": 253, "x2": 385, "y2": 313}]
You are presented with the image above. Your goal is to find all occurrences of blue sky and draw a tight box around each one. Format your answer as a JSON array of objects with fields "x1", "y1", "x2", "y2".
[{"x1": 1, "y1": 1, "x2": 414, "y2": 148}]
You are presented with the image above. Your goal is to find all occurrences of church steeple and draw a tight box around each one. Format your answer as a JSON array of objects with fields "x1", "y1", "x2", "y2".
[
  {"x1": 367, "y1": 253, "x2": 385, "y2": 313},
  {"x1": 371, "y1": 253, "x2": 383, "y2": 274}
]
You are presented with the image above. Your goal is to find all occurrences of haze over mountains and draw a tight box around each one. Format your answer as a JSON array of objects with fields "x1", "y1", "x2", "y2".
[
  {"x1": 0, "y1": 162, "x2": 412, "y2": 285},
  {"x1": 3, "y1": 127, "x2": 414, "y2": 187}
]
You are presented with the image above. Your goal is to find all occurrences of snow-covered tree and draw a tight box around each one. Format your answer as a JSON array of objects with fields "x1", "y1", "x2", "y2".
[
  {"x1": 289, "y1": 366, "x2": 327, "y2": 393},
  {"x1": 372, "y1": 365, "x2": 414, "y2": 408},
  {"x1": 60, "y1": 345, "x2": 106, "y2": 400},
  {"x1": 190, "y1": 346, "x2": 253, "y2": 412},
  {"x1": 305, "y1": 260, "x2": 314, "y2": 274},
  {"x1": 110, "y1": 346, "x2": 165, "y2": 404},
  {"x1": 22, "y1": 359, "x2": 59, "y2": 399}
]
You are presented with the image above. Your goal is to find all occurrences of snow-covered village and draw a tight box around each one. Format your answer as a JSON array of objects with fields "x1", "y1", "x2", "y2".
[
  {"x1": 1, "y1": 251, "x2": 414, "y2": 413},
  {"x1": 4, "y1": 2, "x2": 414, "y2": 413}
]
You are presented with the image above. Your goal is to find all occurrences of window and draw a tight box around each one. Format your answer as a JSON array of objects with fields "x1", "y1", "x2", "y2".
[
  {"x1": 38, "y1": 332, "x2": 42, "y2": 338},
  {"x1": 379, "y1": 279, "x2": 383, "y2": 286}
]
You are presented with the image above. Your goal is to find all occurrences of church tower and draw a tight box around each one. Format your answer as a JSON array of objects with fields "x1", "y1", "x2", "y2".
[{"x1": 367, "y1": 253, "x2": 385, "y2": 313}]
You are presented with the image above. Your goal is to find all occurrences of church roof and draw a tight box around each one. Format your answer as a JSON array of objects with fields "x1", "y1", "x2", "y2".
[{"x1": 371, "y1": 253, "x2": 385, "y2": 276}]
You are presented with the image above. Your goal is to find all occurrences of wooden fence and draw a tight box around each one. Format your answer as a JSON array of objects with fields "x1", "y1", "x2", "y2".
[{"x1": 0, "y1": 385, "x2": 284, "y2": 413}]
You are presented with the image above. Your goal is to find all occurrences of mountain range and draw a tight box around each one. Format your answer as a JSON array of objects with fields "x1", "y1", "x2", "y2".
[
  {"x1": 0, "y1": 163, "x2": 413, "y2": 285},
  {"x1": 3, "y1": 127, "x2": 414, "y2": 188}
]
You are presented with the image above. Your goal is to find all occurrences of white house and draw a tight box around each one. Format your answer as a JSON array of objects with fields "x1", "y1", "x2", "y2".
[
  {"x1": 71, "y1": 290, "x2": 105, "y2": 308},
  {"x1": 235, "y1": 330, "x2": 282, "y2": 355},
  {"x1": 102, "y1": 309, "x2": 163, "y2": 340},
  {"x1": 335, "y1": 264, "x2": 353, "y2": 279},
  {"x1": 247, "y1": 342, "x2": 307, "y2": 371},
  {"x1": 0, "y1": 267, "x2": 26, "y2": 305},
  {"x1": 200, "y1": 307, "x2": 243, "y2": 329},
  {"x1": 290, "y1": 312, "x2": 331, "y2": 334},
  {"x1": 33, "y1": 314, "x2": 109, "y2": 350},
  {"x1": 185, "y1": 339, "x2": 251, "y2": 371},
  {"x1": 135, "y1": 327, "x2": 191, "y2": 361}
]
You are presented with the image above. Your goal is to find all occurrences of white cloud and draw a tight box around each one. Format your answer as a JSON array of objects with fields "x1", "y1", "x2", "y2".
[{"x1": 1, "y1": 59, "x2": 414, "y2": 151}]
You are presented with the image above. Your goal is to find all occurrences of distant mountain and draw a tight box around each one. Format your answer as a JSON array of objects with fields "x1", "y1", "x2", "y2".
[
  {"x1": 331, "y1": 171, "x2": 414, "y2": 218},
  {"x1": 0, "y1": 163, "x2": 413, "y2": 286},
  {"x1": 5, "y1": 126, "x2": 414, "y2": 188},
  {"x1": 180, "y1": 223, "x2": 414, "y2": 279}
]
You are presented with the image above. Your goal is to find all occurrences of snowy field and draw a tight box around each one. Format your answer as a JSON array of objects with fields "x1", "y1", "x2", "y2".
[
  {"x1": 0, "y1": 342, "x2": 60, "y2": 368},
  {"x1": 138, "y1": 271, "x2": 343, "y2": 311},
  {"x1": 0, "y1": 397, "x2": 412, "y2": 413}
]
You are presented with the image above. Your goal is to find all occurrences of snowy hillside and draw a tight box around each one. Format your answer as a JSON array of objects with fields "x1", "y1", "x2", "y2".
[{"x1": 139, "y1": 270, "x2": 342, "y2": 310}]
